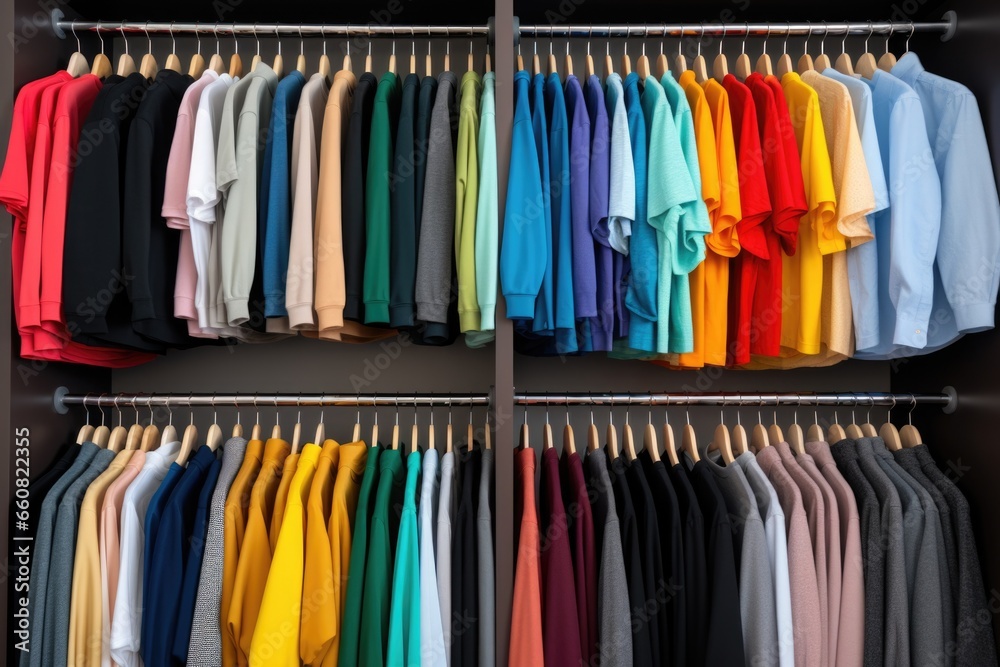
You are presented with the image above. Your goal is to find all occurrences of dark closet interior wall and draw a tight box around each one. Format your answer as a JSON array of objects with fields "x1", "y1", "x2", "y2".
[{"x1": 893, "y1": 0, "x2": 1000, "y2": 649}]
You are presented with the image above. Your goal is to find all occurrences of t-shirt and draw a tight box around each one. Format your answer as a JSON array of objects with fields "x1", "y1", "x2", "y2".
[
  {"x1": 387, "y1": 449, "x2": 423, "y2": 665},
  {"x1": 622, "y1": 72, "x2": 654, "y2": 353}
]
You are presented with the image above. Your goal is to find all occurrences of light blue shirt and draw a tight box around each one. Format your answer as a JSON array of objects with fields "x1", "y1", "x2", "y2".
[
  {"x1": 892, "y1": 53, "x2": 1000, "y2": 350},
  {"x1": 822, "y1": 69, "x2": 889, "y2": 351},
  {"x1": 852, "y1": 70, "x2": 941, "y2": 359},
  {"x1": 605, "y1": 73, "x2": 634, "y2": 255},
  {"x1": 417, "y1": 449, "x2": 447, "y2": 664}
]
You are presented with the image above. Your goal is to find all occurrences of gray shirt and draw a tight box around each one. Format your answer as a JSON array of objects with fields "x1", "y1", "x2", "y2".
[
  {"x1": 416, "y1": 71, "x2": 458, "y2": 324},
  {"x1": 187, "y1": 437, "x2": 247, "y2": 665},
  {"x1": 871, "y1": 438, "x2": 946, "y2": 665},
  {"x1": 22, "y1": 441, "x2": 98, "y2": 667},
  {"x1": 42, "y1": 446, "x2": 115, "y2": 667},
  {"x1": 585, "y1": 450, "x2": 633, "y2": 667},
  {"x1": 705, "y1": 451, "x2": 779, "y2": 666},
  {"x1": 477, "y1": 449, "x2": 495, "y2": 667}
]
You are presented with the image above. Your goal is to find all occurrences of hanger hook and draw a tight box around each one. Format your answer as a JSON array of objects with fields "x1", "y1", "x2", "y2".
[
  {"x1": 908, "y1": 394, "x2": 917, "y2": 426},
  {"x1": 97, "y1": 393, "x2": 107, "y2": 427},
  {"x1": 71, "y1": 20, "x2": 81, "y2": 52},
  {"x1": 232, "y1": 24, "x2": 239, "y2": 56},
  {"x1": 188, "y1": 392, "x2": 195, "y2": 426},
  {"x1": 867, "y1": 393, "x2": 875, "y2": 424},
  {"x1": 803, "y1": 20, "x2": 812, "y2": 56},
  {"x1": 905, "y1": 21, "x2": 915, "y2": 53},
  {"x1": 820, "y1": 21, "x2": 828, "y2": 56},
  {"x1": 625, "y1": 394, "x2": 631, "y2": 426},
  {"x1": 762, "y1": 24, "x2": 771, "y2": 56},
  {"x1": 411, "y1": 26, "x2": 416, "y2": 56},
  {"x1": 252, "y1": 22, "x2": 259, "y2": 56},
  {"x1": 299, "y1": 24, "x2": 305, "y2": 56},
  {"x1": 115, "y1": 394, "x2": 124, "y2": 428},
  {"x1": 841, "y1": 21, "x2": 850, "y2": 54},
  {"x1": 783, "y1": 21, "x2": 791, "y2": 54},
  {"x1": 119, "y1": 21, "x2": 129, "y2": 56},
  {"x1": 394, "y1": 394, "x2": 399, "y2": 427},
  {"x1": 887, "y1": 395, "x2": 896, "y2": 422},
  {"x1": 865, "y1": 20, "x2": 874, "y2": 53},
  {"x1": 143, "y1": 21, "x2": 152, "y2": 53},
  {"x1": 97, "y1": 20, "x2": 106, "y2": 55},
  {"x1": 741, "y1": 22, "x2": 748, "y2": 54},
  {"x1": 134, "y1": 395, "x2": 141, "y2": 423},
  {"x1": 719, "y1": 23, "x2": 726, "y2": 56},
  {"x1": 696, "y1": 23, "x2": 703, "y2": 57},
  {"x1": 147, "y1": 393, "x2": 156, "y2": 425},
  {"x1": 213, "y1": 24, "x2": 219, "y2": 55},
  {"x1": 83, "y1": 392, "x2": 92, "y2": 426}
]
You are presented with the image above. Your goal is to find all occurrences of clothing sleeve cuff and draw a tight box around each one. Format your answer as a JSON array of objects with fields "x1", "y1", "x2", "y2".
[
  {"x1": 893, "y1": 314, "x2": 929, "y2": 348},
  {"x1": 316, "y1": 306, "x2": 344, "y2": 331},
  {"x1": 479, "y1": 306, "x2": 496, "y2": 331},
  {"x1": 287, "y1": 304, "x2": 317, "y2": 330},
  {"x1": 817, "y1": 235, "x2": 848, "y2": 256},
  {"x1": 459, "y1": 309, "x2": 482, "y2": 333},
  {"x1": 130, "y1": 297, "x2": 156, "y2": 322},
  {"x1": 954, "y1": 302, "x2": 996, "y2": 333},
  {"x1": 389, "y1": 304, "x2": 416, "y2": 329},
  {"x1": 416, "y1": 301, "x2": 448, "y2": 324},
  {"x1": 364, "y1": 302, "x2": 390, "y2": 326},
  {"x1": 225, "y1": 299, "x2": 250, "y2": 326},
  {"x1": 503, "y1": 294, "x2": 536, "y2": 320}
]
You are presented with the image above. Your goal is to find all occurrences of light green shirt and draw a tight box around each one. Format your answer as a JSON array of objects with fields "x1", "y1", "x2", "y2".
[
  {"x1": 455, "y1": 71, "x2": 482, "y2": 333},
  {"x1": 467, "y1": 71, "x2": 498, "y2": 348}
]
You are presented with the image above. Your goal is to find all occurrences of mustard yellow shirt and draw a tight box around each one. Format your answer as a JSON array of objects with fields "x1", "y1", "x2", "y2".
[
  {"x1": 222, "y1": 438, "x2": 265, "y2": 667},
  {"x1": 300, "y1": 439, "x2": 341, "y2": 665},
  {"x1": 781, "y1": 73, "x2": 838, "y2": 355},
  {"x1": 67, "y1": 449, "x2": 133, "y2": 667},
  {"x1": 228, "y1": 438, "x2": 290, "y2": 667},
  {"x1": 251, "y1": 442, "x2": 321, "y2": 666},
  {"x1": 270, "y1": 452, "x2": 299, "y2": 552}
]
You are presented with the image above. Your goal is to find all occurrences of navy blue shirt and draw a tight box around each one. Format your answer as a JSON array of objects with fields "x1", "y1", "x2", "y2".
[{"x1": 140, "y1": 461, "x2": 184, "y2": 656}]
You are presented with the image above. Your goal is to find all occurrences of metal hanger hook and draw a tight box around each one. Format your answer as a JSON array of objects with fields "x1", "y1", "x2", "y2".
[
  {"x1": 742, "y1": 22, "x2": 748, "y2": 55},
  {"x1": 98, "y1": 393, "x2": 107, "y2": 427},
  {"x1": 865, "y1": 20, "x2": 874, "y2": 53},
  {"x1": 115, "y1": 394, "x2": 124, "y2": 428},
  {"x1": 719, "y1": 23, "x2": 726, "y2": 56},
  {"x1": 841, "y1": 21, "x2": 850, "y2": 55},
  {"x1": 83, "y1": 392, "x2": 93, "y2": 426},
  {"x1": 762, "y1": 24, "x2": 771, "y2": 56},
  {"x1": 887, "y1": 395, "x2": 896, "y2": 423},
  {"x1": 119, "y1": 21, "x2": 129, "y2": 56},
  {"x1": 299, "y1": 24, "x2": 305, "y2": 56},
  {"x1": 71, "y1": 20, "x2": 81, "y2": 52},
  {"x1": 696, "y1": 23, "x2": 703, "y2": 57},
  {"x1": 188, "y1": 392, "x2": 195, "y2": 426},
  {"x1": 147, "y1": 394, "x2": 156, "y2": 426},
  {"x1": 97, "y1": 20, "x2": 106, "y2": 55},
  {"x1": 213, "y1": 24, "x2": 219, "y2": 54},
  {"x1": 394, "y1": 394, "x2": 399, "y2": 427},
  {"x1": 321, "y1": 24, "x2": 327, "y2": 56},
  {"x1": 252, "y1": 23, "x2": 259, "y2": 57},
  {"x1": 820, "y1": 21, "x2": 827, "y2": 56},
  {"x1": 803, "y1": 20, "x2": 812, "y2": 56},
  {"x1": 908, "y1": 394, "x2": 917, "y2": 426},
  {"x1": 867, "y1": 393, "x2": 875, "y2": 424},
  {"x1": 906, "y1": 22, "x2": 915, "y2": 53},
  {"x1": 143, "y1": 21, "x2": 152, "y2": 53},
  {"x1": 783, "y1": 21, "x2": 791, "y2": 54}
]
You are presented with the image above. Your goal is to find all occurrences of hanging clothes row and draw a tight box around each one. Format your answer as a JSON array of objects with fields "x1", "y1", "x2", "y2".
[
  {"x1": 17, "y1": 400, "x2": 495, "y2": 667},
  {"x1": 0, "y1": 29, "x2": 499, "y2": 368},
  {"x1": 510, "y1": 404, "x2": 997, "y2": 667},
  {"x1": 500, "y1": 29, "x2": 1000, "y2": 367}
]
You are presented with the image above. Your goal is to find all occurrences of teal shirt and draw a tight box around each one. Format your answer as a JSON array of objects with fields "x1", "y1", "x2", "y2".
[
  {"x1": 467, "y1": 71, "x2": 498, "y2": 347},
  {"x1": 338, "y1": 445, "x2": 382, "y2": 667},
  {"x1": 359, "y1": 448, "x2": 405, "y2": 666},
  {"x1": 364, "y1": 73, "x2": 401, "y2": 325},
  {"x1": 387, "y1": 450, "x2": 422, "y2": 665},
  {"x1": 661, "y1": 72, "x2": 712, "y2": 354}
]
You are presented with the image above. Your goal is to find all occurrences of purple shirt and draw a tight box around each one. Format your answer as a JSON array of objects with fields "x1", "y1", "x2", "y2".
[
  {"x1": 564, "y1": 75, "x2": 598, "y2": 321},
  {"x1": 540, "y1": 448, "x2": 583, "y2": 666},
  {"x1": 584, "y1": 74, "x2": 614, "y2": 351}
]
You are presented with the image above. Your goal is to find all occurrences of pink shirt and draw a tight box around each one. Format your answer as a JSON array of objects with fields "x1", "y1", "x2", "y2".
[
  {"x1": 757, "y1": 445, "x2": 823, "y2": 667},
  {"x1": 806, "y1": 441, "x2": 865, "y2": 667}
]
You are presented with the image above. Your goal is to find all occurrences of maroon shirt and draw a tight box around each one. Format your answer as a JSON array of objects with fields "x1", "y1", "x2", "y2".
[
  {"x1": 539, "y1": 447, "x2": 583, "y2": 666},
  {"x1": 562, "y1": 450, "x2": 598, "y2": 663}
]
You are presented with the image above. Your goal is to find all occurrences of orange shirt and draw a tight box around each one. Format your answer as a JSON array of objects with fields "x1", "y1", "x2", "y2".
[{"x1": 510, "y1": 447, "x2": 544, "y2": 665}]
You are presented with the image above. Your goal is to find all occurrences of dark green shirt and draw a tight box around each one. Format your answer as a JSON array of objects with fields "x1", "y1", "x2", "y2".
[
  {"x1": 338, "y1": 444, "x2": 382, "y2": 667},
  {"x1": 363, "y1": 72, "x2": 401, "y2": 325},
  {"x1": 359, "y1": 447, "x2": 405, "y2": 666}
]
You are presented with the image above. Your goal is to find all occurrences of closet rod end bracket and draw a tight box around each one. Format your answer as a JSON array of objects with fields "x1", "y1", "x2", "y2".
[
  {"x1": 51, "y1": 8, "x2": 67, "y2": 39},
  {"x1": 53, "y1": 385, "x2": 70, "y2": 414},
  {"x1": 941, "y1": 385, "x2": 958, "y2": 414},
  {"x1": 941, "y1": 11, "x2": 958, "y2": 42}
]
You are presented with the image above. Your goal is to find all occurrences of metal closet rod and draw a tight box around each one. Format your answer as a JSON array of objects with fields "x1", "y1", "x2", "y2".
[
  {"x1": 54, "y1": 390, "x2": 491, "y2": 413},
  {"x1": 55, "y1": 21, "x2": 490, "y2": 36},
  {"x1": 515, "y1": 391, "x2": 956, "y2": 410},
  {"x1": 519, "y1": 20, "x2": 953, "y2": 38}
]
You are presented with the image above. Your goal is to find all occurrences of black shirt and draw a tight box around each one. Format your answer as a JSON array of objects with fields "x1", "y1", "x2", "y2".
[
  {"x1": 122, "y1": 70, "x2": 196, "y2": 348},
  {"x1": 640, "y1": 451, "x2": 686, "y2": 665},
  {"x1": 64, "y1": 73, "x2": 163, "y2": 353},
  {"x1": 343, "y1": 73, "x2": 378, "y2": 323},
  {"x1": 389, "y1": 73, "x2": 421, "y2": 330},
  {"x1": 668, "y1": 462, "x2": 709, "y2": 665},
  {"x1": 689, "y1": 460, "x2": 746, "y2": 667},
  {"x1": 452, "y1": 446, "x2": 480, "y2": 667},
  {"x1": 607, "y1": 451, "x2": 654, "y2": 666},
  {"x1": 625, "y1": 454, "x2": 665, "y2": 665}
]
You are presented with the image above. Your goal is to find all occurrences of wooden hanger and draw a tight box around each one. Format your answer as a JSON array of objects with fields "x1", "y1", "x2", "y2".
[
  {"x1": 644, "y1": 413, "x2": 659, "y2": 463},
  {"x1": 76, "y1": 395, "x2": 96, "y2": 444},
  {"x1": 484, "y1": 410, "x2": 491, "y2": 450},
  {"x1": 90, "y1": 23, "x2": 113, "y2": 78},
  {"x1": 208, "y1": 26, "x2": 225, "y2": 75},
  {"x1": 636, "y1": 43, "x2": 651, "y2": 81},
  {"x1": 125, "y1": 403, "x2": 144, "y2": 451},
  {"x1": 466, "y1": 404, "x2": 475, "y2": 453},
  {"x1": 585, "y1": 33, "x2": 595, "y2": 78},
  {"x1": 776, "y1": 23, "x2": 795, "y2": 78},
  {"x1": 160, "y1": 400, "x2": 178, "y2": 447},
  {"x1": 846, "y1": 399, "x2": 865, "y2": 439},
  {"x1": 176, "y1": 411, "x2": 199, "y2": 466},
  {"x1": 444, "y1": 404, "x2": 452, "y2": 453},
  {"x1": 426, "y1": 40, "x2": 433, "y2": 76},
  {"x1": 290, "y1": 399, "x2": 303, "y2": 454},
  {"x1": 565, "y1": 40, "x2": 576, "y2": 77},
  {"x1": 352, "y1": 403, "x2": 362, "y2": 443},
  {"x1": 93, "y1": 395, "x2": 115, "y2": 448},
  {"x1": 622, "y1": 401, "x2": 638, "y2": 461},
  {"x1": 682, "y1": 408, "x2": 700, "y2": 464},
  {"x1": 313, "y1": 409, "x2": 325, "y2": 448},
  {"x1": 860, "y1": 395, "x2": 878, "y2": 437},
  {"x1": 605, "y1": 31, "x2": 615, "y2": 78},
  {"x1": 542, "y1": 404, "x2": 554, "y2": 450},
  {"x1": 768, "y1": 409, "x2": 785, "y2": 445},
  {"x1": 411, "y1": 410, "x2": 420, "y2": 455},
  {"x1": 899, "y1": 396, "x2": 923, "y2": 448},
  {"x1": 663, "y1": 413, "x2": 679, "y2": 467},
  {"x1": 206, "y1": 410, "x2": 224, "y2": 452},
  {"x1": 519, "y1": 412, "x2": 530, "y2": 450},
  {"x1": 856, "y1": 24, "x2": 879, "y2": 79},
  {"x1": 231, "y1": 396, "x2": 244, "y2": 439},
  {"x1": 366, "y1": 35, "x2": 374, "y2": 73},
  {"x1": 734, "y1": 24, "x2": 753, "y2": 81},
  {"x1": 797, "y1": 22, "x2": 816, "y2": 73},
  {"x1": 250, "y1": 24, "x2": 263, "y2": 71},
  {"x1": 108, "y1": 421, "x2": 128, "y2": 454},
  {"x1": 828, "y1": 411, "x2": 848, "y2": 445},
  {"x1": 164, "y1": 24, "x2": 181, "y2": 72},
  {"x1": 409, "y1": 31, "x2": 417, "y2": 75},
  {"x1": 296, "y1": 27, "x2": 307, "y2": 75},
  {"x1": 115, "y1": 24, "x2": 137, "y2": 76},
  {"x1": 692, "y1": 26, "x2": 709, "y2": 83},
  {"x1": 516, "y1": 41, "x2": 524, "y2": 72},
  {"x1": 731, "y1": 408, "x2": 749, "y2": 456},
  {"x1": 548, "y1": 42, "x2": 558, "y2": 80},
  {"x1": 270, "y1": 34, "x2": 284, "y2": 78},
  {"x1": 621, "y1": 31, "x2": 632, "y2": 76},
  {"x1": 756, "y1": 27, "x2": 774, "y2": 76},
  {"x1": 140, "y1": 403, "x2": 160, "y2": 452},
  {"x1": 806, "y1": 409, "x2": 825, "y2": 443},
  {"x1": 485, "y1": 42, "x2": 492, "y2": 73},
  {"x1": 469, "y1": 38, "x2": 476, "y2": 74},
  {"x1": 655, "y1": 33, "x2": 669, "y2": 79},
  {"x1": 813, "y1": 24, "x2": 832, "y2": 71},
  {"x1": 186, "y1": 25, "x2": 206, "y2": 78},
  {"x1": 712, "y1": 26, "x2": 730, "y2": 81},
  {"x1": 564, "y1": 418, "x2": 577, "y2": 456},
  {"x1": 674, "y1": 28, "x2": 688, "y2": 77},
  {"x1": 588, "y1": 422, "x2": 601, "y2": 452},
  {"x1": 834, "y1": 26, "x2": 855, "y2": 75},
  {"x1": 879, "y1": 405, "x2": 903, "y2": 451},
  {"x1": 229, "y1": 29, "x2": 243, "y2": 78},
  {"x1": 373, "y1": 407, "x2": 382, "y2": 449},
  {"x1": 66, "y1": 23, "x2": 91, "y2": 77},
  {"x1": 787, "y1": 400, "x2": 805, "y2": 454},
  {"x1": 607, "y1": 412, "x2": 620, "y2": 461},
  {"x1": 711, "y1": 423, "x2": 736, "y2": 465},
  {"x1": 139, "y1": 23, "x2": 159, "y2": 79},
  {"x1": 879, "y1": 24, "x2": 911, "y2": 72},
  {"x1": 391, "y1": 399, "x2": 401, "y2": 451},
  {"x1": 271, "y1": 406, "x2": 282, "y2": 440},
  {"x1": 388, "y1": 36, "x2": 398, "y2": 75},
  {"x1": 751, "y1": 415, "x2": 770, "y2": 452}
]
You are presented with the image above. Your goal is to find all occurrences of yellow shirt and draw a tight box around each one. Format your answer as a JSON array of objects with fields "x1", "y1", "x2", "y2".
[
  {"x1": 321, "y1": 441, "x2": 369, "y2": 667},
  {"x1": 251, "y1": 442, "x2": 322, "y2": 666},
  {"x1": 222, "y1": 438, "x2": 265, "y2": 667},
  {"x1": 270, "y1": 452, "x2": 300, "y2": 552},
  {"x1": 781, "y1": 73, "x2": 838, "y2": 355},
  {"x1": 228, "y1": 438, "x2": 290, "y2": 667},
  {"x1": 67, "y1": 449, "x2": 133, "y2": 667},
  {"x1": 300, "y1": 439, "x2": 341, "y2": 665}
]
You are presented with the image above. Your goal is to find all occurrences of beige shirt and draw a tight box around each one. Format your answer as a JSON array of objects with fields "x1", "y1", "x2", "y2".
[
  {"x1": 286, "y1": 74, "x2": 331, "y2": 330},
  {"x1": 68, "y1": 449, "x2": 134, "y2": 667}
]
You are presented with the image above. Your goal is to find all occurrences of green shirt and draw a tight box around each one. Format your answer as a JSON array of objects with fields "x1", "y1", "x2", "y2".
[
  {"x1": 338, "y1": 444, "x2": 382, "y2": 667},
  {"x1": 455, "y1": 71, "x2": 482, "y2": 333},
  {"x1": 387, "y1": 449, "x2": 422, "y2": 665},
  {"x1": 358, "y1": 447, "x2": 405, "y2": 666},
  {"x1": 466, "y1": 71, "x2": 499, "y2": 347},
  {"x1": 364, "y1": 72, "x2": 401, "y2": 325}
]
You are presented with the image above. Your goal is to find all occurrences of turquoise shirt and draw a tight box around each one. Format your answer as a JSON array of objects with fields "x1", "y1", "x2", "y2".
[
  {"x1": 387, "y1": 450, "x2": 422, "y2": 665},
  {"x1": 467, "y1": 72, "x2": 498, "y2": 347}
]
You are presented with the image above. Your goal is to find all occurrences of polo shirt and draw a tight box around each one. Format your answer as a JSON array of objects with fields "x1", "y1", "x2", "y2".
[
  {"x1": 721, "y1": 74, "x2": 771, "y2": 365},
  {"x1": 109, "y1": 439, "x2": 181, "y2": 667},
  {"x1": 510, "y1": 447, "x2": 544, "y2": 665},
  {"x1": 343, "y1": 72, "x2": 378, "y2": 323},
  {"x1": 386, "y1": 449, "x2": 422, "y2": 666},
  {"x1": 363, "y1": 72, "x2": 401, "y2": 325},
  {"x1": 456, "y1": 71, "x2": 483, "y2": 333},
  {"x1": 144, "y1": 445, "x2": 219, "y2": 667},
  {"x1": 123, "y1": 69, "x2": 197, "y2": 348},
  {"x1": 261, "y1": 70, "x2": 307, "y2": 327},
  {"x1": 338, "y1": 444, "x2": 382, "y2": 667}
]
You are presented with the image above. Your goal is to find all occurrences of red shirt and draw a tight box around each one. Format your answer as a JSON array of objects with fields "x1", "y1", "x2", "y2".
[
  {"x1": 763, "y1": 75, "x2": 809, "y2": 253},
  {"x1": 745, "y1": 73, "x2": 809, "y2": 356},
  {"x1": 722, "y1": 75, "x2": 771, "y2": 365}
]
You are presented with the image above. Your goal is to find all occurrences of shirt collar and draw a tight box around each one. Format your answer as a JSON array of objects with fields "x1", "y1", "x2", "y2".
[{"x1": 890, "y1": 51, "x2": 924, "y2": 87}]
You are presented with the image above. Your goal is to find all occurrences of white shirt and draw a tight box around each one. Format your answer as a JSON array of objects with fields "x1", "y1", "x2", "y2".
[
  {"x1": 738, "y1": 451, "x2": 796, "y2": 667},
  {"x1": 109, "y1": 440, "x2": 181, "y2": 667},
  {"x1": 418, "y1": 449, "x2": 447, "y2": 665},
  {"x1": 436, "y1": 451, "x2": 456, "y2": 665}
]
